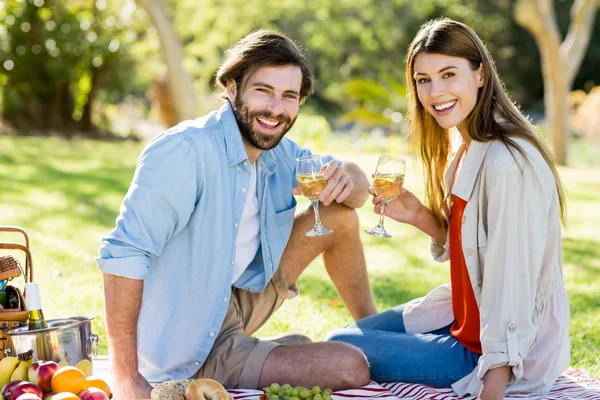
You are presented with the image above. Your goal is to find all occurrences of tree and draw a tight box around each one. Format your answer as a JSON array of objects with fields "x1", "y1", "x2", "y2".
[
  {"x1": 0, "y1": 0, "x2": 139, "y2": 136},
  {"x1": 514, "y1": 0, "x2": 598, "y2": 165},
  {"x1": 137, "y1": 0, "x2": 197, "y2": 123}
]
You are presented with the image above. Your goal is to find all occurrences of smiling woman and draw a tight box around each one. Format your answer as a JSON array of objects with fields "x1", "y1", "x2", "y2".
[
  {"x1": 326, "y1": 18, "x2": 571, "y2": 400},
  {"x1": 413, "y1": 54, "x2": 483, "y2": 135}
]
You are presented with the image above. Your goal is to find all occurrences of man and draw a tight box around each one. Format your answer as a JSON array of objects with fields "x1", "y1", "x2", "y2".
[{"x1": 98, "y1": 30, "x2": 377, "y2": 400}]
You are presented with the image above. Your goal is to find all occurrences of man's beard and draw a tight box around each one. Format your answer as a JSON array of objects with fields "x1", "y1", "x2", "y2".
[{"x1": 232, "y1": 97, "x2": 297, "y2": 151}]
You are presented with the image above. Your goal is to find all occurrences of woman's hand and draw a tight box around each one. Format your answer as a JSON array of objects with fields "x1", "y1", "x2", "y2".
[{"x1": 370, "y1": 187, "x2": 424, "y2": 226}]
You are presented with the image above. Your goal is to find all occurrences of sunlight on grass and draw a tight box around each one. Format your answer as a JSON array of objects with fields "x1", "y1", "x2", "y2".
[{"x1": 0, "y1": 135, "x2": 598, "y2": 378}]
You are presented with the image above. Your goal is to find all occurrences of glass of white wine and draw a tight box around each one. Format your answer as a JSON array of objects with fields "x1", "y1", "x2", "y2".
[
  {"x1": 296, "y1": 155, "x2": 333, "y2": 236},
  {"x1": 365, "y1": 155, "x2": 406, "y2": 238}
]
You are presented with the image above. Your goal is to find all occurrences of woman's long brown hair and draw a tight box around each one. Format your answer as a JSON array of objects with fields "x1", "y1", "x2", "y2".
[{"x1": 405, "y1": 18, "x2": 566, "y2": 227}]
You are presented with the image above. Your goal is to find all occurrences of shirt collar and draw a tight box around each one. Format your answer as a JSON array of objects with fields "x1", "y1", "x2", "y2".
[
  {"x1": 450, "y1": 140, "x2": 493, "y2": 201},
  {"x1": 219, "y1": 101, "x2": 248, "y2": 167},
  {"x1": 219, "y1": 101, "x2": 277, "y2": 171}
]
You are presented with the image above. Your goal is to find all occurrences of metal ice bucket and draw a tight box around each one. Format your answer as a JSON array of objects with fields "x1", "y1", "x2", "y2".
[{"x1": 4, "y1": 316, "x2": 98, "y2": 364}]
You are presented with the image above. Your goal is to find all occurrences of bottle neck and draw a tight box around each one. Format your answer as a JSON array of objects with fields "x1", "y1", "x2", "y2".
[{"x1": 26, "y1": 283, "x2": 43, "y2": 311}]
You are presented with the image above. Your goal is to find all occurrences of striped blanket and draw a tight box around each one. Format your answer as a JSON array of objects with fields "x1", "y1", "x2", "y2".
[{"x1": 229, "y1": 369, "x2": 600, "y2": 400}]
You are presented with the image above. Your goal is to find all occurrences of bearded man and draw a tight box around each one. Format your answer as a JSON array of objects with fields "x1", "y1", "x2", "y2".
[{"x1": 98, "y1": 30, "x2": 377, "y2": 400}]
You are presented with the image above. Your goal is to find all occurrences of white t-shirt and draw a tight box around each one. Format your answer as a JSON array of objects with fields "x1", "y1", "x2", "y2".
[{"x1": 232, "y1": 162, "x2": 261, "y2": 284}]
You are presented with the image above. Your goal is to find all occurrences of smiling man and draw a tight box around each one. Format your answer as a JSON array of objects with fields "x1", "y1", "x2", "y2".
[{"x1": 98, "y1": 30, "x2": 376, "y2": 400}]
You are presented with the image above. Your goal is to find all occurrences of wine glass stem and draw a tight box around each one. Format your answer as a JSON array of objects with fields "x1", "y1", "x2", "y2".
[
  {"x1": 311, "y1": 199, "x2": 324, "y2": 228},
  {"x1": 378, "y1": 200, "x2": 388, "y2": 228}
]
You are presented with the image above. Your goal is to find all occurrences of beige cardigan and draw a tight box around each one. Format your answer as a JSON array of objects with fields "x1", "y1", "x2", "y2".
[{"x1": 402, "y1": 138, "x2": 570, "y2": 396}]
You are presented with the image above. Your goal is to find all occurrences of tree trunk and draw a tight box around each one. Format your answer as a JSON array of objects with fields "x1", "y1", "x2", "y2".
[
  {"x1": 80, "y1": 68, "x2": 103, "y2": 133},
  {"x1": 514, "y1": 0, "x2": 598, "y2": 165},
  {"x1": 137, "y1": 0, "x2": 197, "y2": 125}
]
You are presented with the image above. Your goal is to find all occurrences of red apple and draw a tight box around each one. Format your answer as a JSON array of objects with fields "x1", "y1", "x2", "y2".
[
  {"x1": 28, "y1": 361, "x2": 60, "y2": 393},
  {"x1": 7, "y1": 382, "x2": 43, "y2": 400},
  {"x1": 78, "y1": 387, "x2": 109, "y2": 400},
  {"x1": 15, "y1": 394, "x2": 43, "y2": 400},
  {"x1": 2, "y1": 380, "x2": 25, "y2": 399},
  {"x1": 42, "y1": 393, "x2": 55, "y2": 400}
]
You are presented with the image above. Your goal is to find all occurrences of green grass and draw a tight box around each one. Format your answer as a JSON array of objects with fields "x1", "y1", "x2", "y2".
[{"x1": 0, "y1": 135, "x2": 598, "y2": 378}]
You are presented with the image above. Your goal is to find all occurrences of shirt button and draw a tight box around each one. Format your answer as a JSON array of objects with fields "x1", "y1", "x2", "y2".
[
  {"x1": 237, "y1": 167, "x2": 241, "y2": 171},
  {"x1": 224, "y1": 297, "x2": 228, "y2": 302},
  {"x1": 465, "y1": 248, "x2": 473, "y2": 256},
  {"x1": 509, "y1": 323, "x2": 518, "y2": 332},
  {"x1": 242, "y1": 188, "x2": 247, "y2": 193},
  {"x1": 231, "y1": 260, "x2": 234, "y2": 265},
  {"x1": 194, "y1": 361, "x2": 200, "y2": 366},
  {"x1": 209, "y1": 332, "x2": 215, "y2": 337},
  {"x1": 234, "y1": 223, "x2": 239, "y2": 228},
  {"x1": 244, "y1": 162, "x2": 248, "y2": 167}
]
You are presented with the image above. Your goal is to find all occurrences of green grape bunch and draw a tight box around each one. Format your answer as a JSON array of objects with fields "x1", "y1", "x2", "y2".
[{"x1": 261, "y1": 383, "x2": 334, "y2": 400}]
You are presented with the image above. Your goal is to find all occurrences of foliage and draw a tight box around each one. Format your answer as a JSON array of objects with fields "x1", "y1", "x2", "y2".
[
  {"x1": 570, "y1": 86, "x2": 600, "y2": 140},
  {"x1": 286, "y1": 112, "x2": 333, "y2": 150},
  {"x1": 0, "y1": 0, "x2": 142, "y2": 134},
  {"x1": 1, "y1": 0, "x2": 600, "y2": 137}
]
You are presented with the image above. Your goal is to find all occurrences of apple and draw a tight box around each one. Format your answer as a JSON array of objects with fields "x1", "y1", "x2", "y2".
[
  {"x1": 15, "y1": 394, "x2": 43, "y2": 400},
  {"x1": 78, "y1": 387, "x2": 109, "y2": 400},
  {"x1": 6, "y1": 382, "x2": 43, "y2": 400},
  {"x1": 28, "y1": 361, "x2": 60, "y2": 393},
  {"x1": 45, "y1": 394, "x2": 80, "y2": 400},
  {"x1": 2, "y1": 380, "x2": 25, "y2": 399}
]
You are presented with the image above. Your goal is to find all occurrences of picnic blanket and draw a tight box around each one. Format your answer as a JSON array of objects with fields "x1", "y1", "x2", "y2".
[{"x1": 228, "y1": 369, "x2": 600, "y2": 400}]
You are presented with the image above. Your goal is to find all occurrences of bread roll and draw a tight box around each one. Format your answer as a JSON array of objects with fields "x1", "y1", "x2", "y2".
[
  {"x1": 151, "y1": 379, "x2": 193, "y2": 399},
  {"x1": 185, "y1": 378, "x2": 232, "y2": 400}
]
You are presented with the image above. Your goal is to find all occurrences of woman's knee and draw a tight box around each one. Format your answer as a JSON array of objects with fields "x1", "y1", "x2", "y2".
[{"x1": 324, "y1": 328, "x2": 360, "y2": 344}]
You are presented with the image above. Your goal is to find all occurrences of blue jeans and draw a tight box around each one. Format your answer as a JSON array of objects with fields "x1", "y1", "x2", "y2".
[{"x1": 324, "y1": 304, "x2": 480, "y2": 386}]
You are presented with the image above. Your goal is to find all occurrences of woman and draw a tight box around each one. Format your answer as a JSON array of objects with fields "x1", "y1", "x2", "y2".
[{"x1": 325, "y1": 18, "x2": 570, "y2": 399}]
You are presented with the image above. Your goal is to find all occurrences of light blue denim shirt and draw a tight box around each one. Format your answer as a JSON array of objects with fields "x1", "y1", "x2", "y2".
[{"x1": 97, "y1": 102, "x2": 328, "y2": 382}]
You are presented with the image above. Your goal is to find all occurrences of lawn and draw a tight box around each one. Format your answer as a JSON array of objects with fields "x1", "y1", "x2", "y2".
[{"x1": 0, "y1": 134, "x2": 598, "y2": 378}]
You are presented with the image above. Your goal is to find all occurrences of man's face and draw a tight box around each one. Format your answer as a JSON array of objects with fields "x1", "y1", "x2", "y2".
[{"x1": 230, "y1": 65, "x2": 302, "y2": 151}]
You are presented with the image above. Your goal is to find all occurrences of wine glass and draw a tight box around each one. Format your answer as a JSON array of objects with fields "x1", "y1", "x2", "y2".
[
  {"x1": 365, "y1": 155, "x2": 406, "y2": 238},
  {"x1": 296, "y1": 155, "x2": 333, "y2": 236}
]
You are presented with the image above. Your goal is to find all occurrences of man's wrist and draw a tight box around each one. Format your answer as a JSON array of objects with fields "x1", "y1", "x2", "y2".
[{"x1": 111, "y1": 362, "x2": 139, "y2": 378}]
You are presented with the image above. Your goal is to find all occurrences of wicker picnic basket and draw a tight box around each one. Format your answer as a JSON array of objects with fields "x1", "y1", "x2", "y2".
[{"x1": 0, "y1": 226, "x2": 33, "y2": 359}]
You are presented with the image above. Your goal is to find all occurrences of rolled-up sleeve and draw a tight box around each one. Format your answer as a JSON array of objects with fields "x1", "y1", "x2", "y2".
[
  {"x1": 477, "y1": 163, "x2": 549, "y2": 383},
  {"x1": 430, "y1": 233, "x2": 450, "y2": 262},
  {"x1": 97, "y1": 133, "x2": 200, "y2": 280}
]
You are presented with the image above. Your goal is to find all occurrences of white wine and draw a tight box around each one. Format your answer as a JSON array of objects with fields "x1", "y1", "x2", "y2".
[
  {"x1": 297, "y1": 173, "x2": 327, "y2": 200},
  {"x1": 373, "y1": 173, "x2": 404, "y2": 200},
  {"x1": 25, "y1": 282, "x2": 48, "y2": 330}
]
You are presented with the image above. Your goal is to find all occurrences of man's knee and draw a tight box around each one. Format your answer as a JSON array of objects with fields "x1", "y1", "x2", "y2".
[
  {"x1": 331, "y1": 342, "x2": 370, "y2": 387},
  {"x1": 322, "y1": 203, "x2": 359, "y2": 233}
]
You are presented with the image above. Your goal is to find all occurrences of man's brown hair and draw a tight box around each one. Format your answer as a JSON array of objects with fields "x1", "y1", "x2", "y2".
[{"x1": 216, "y1": 30, "x2": 315, "y2": 103}]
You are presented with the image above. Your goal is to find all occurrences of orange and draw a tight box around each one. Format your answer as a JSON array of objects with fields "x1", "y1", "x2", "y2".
[
  {"x1": 83, "y1": 376, "x2": 111, "y2": 396},
  {"x1": 51, "y1": 366, "x2": 87, "y2": 395},
  {"x1": 49, "y1": 393, "x2": 81, "y2": 400}
]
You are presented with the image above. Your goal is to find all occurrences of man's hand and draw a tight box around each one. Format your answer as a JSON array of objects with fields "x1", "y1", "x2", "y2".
[
  {"x1": 112, "y1": 372, "x2": 153, "y2": 400},
  {"x1": 293, "y1": 161, "x2": 368, "y2": 208},
  {"x1": 318, "y1": 161, "x2": 355, "y2": 205}
]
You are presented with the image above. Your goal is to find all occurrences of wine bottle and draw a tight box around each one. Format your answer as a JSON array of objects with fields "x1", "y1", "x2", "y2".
[{"x1": 25, "y1": 282, "x2": 48, "y2": 330}]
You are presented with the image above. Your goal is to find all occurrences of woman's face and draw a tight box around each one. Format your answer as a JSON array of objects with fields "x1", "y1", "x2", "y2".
[{"x1": 413, "y1": 53, "x2": 484, "y2": 135}]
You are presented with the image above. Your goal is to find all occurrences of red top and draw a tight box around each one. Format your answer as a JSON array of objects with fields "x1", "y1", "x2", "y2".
[{"x1": 449, "y1": 196, "x2": 482, "y2": 354}]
